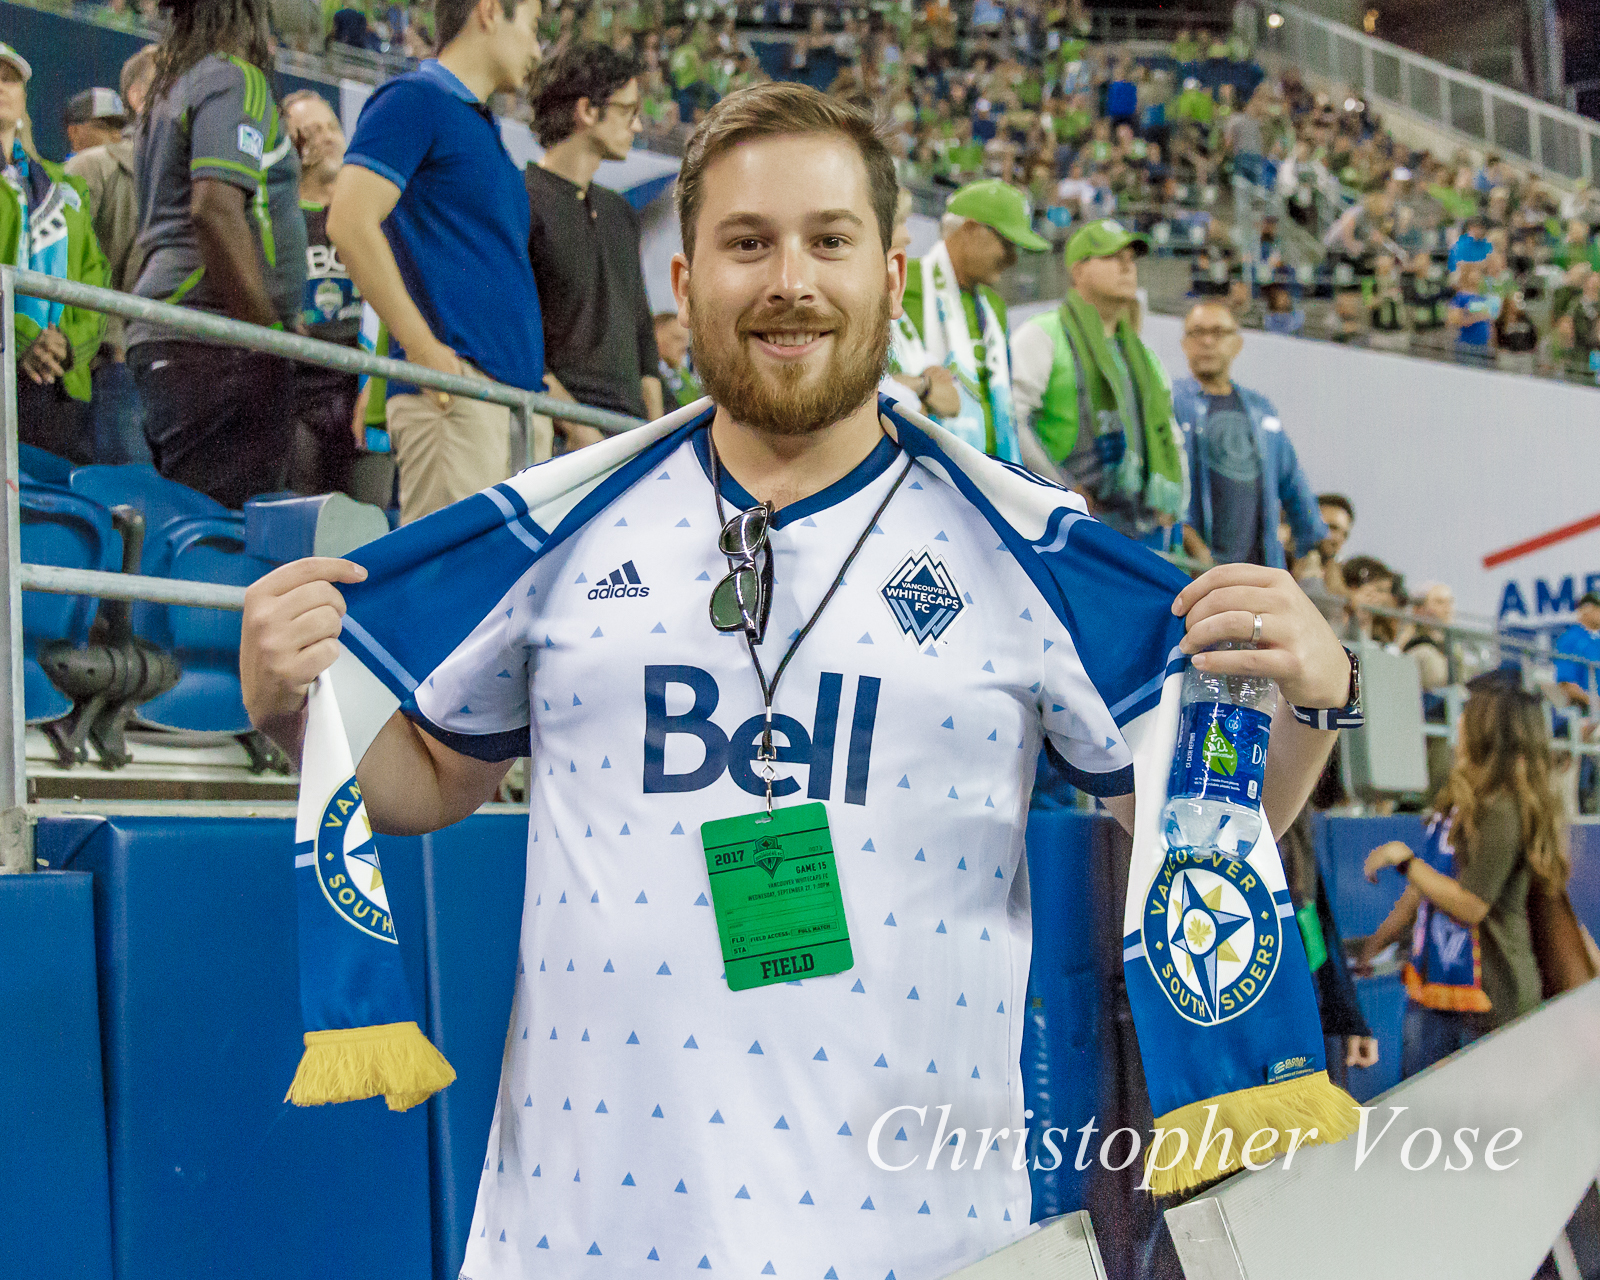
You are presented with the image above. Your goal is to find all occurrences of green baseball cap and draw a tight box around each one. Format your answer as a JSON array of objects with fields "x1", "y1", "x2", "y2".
[
  {"x1": 1063, "y1": 217, "x2": 1150, "y2": 267},
  {"x1": 945, "y1": 179, "x2": 1050, "y2": 252}
]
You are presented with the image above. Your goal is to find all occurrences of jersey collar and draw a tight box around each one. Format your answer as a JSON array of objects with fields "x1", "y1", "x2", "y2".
[
  {"x1": 416, "y1": 59, "x2": 481, "y2": 103},
  {"x1": 691, "y1": 416, "x2": 903, "y2": 531}
]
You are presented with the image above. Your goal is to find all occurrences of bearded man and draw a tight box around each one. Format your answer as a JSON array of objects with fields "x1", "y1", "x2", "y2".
[{"x1": 242, "y1": 83, "x2": 1359, "y2": 1279}]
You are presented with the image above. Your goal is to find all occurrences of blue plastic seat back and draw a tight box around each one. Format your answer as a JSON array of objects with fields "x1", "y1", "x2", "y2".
[
  {"x1": 19, "y1": 484, "x2": 120, "y2": 723},
  {"x1": 67, "y1": 465, "x2": 270, "y2": 732},
  {"x1": 19, "y1": 443, "x2": 74, "y2": 486}
]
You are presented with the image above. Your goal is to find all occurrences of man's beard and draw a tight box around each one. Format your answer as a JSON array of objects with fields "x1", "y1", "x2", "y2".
[{"x1": 690, "y1": 288, "x2": 891, "y2": 437}]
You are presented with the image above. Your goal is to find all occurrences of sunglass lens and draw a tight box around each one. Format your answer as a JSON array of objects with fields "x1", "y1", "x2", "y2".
[
  {"x1": 719, "y1": 506, "x2": 771, "y2": 557},
  {"x1": 710, "y1": 574, "x2": 746, "y2": 631}
]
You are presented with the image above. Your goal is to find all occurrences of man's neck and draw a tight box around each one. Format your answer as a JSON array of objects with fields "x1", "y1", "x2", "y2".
[
  {"x1": 1077, "y1": 288, "x2": 1124, "y2": 336},
  {"x1": 299, "y1": 168, "x2": 337, "y2": 206},
  {"x1": 540, "y1": 134, "x2": 602, "y2": 196},
  {"x1": 436, "y1": 39, "x2": 499, "y2": 103},
  {"x1": 1196, "y1": 372, "x2": 1232, "y2": 396},
  {"x1": 709, "y1": 397, "x2": 887, "y2": 512}
]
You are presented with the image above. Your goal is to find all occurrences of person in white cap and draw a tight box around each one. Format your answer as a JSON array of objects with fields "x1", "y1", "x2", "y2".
[
  {"x1": 0, "y1": 40, "x2": 110, "y2": 464},
  {"x1": 64, "y1": 87, "x2": 127, "y2": 157}
]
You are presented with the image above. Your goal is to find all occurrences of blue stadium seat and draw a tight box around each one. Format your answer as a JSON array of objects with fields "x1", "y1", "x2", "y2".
[
  {"x1": 19, "y1": 442, "x2": 75, "y2": 486},
  {"x1": 68, "y1": 465, "x2": 273, "y2": 732},
  {"x1": 19, "y1": 483, "x2": 121, "y2": 724}
]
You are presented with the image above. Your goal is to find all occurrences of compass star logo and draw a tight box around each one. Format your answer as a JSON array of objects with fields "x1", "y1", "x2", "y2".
[
  {"x1": 313, "y1": 776, "x2": 397, "y2": 943},
  {"x1": 1142, "y1": 852, "x2": 1281, "y2": 1025}
]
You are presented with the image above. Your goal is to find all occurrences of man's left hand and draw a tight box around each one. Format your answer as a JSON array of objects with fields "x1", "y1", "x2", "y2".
[{"x1": 1172, "y1": 563, "x2": 1351, "y2": 710}]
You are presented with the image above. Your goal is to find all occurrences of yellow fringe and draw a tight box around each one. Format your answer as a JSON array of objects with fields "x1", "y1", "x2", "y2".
[
  {"x1": 1402, "y1": 962, "x2": 1493, "y2": 1013},
  {"x1": 1144, "y1": 1070, "x2": 1360, "y2": 1196},
  {"x1": 285, "y1": 1020, "x2": 457, "y2": 1113}
]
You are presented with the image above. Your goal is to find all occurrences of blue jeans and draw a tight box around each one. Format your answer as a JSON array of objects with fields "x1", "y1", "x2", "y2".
[
  {"x1": 91, "y1": 360, "x2": 151, "y2": 465},
  {"x1": 1400, "y1": 1002, "x2": 1490, "y2": 1080}
]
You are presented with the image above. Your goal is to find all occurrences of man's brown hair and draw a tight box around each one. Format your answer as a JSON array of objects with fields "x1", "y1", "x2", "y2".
[{"x1": 675, "y1": 82, "x2": 897, "y2": 261}]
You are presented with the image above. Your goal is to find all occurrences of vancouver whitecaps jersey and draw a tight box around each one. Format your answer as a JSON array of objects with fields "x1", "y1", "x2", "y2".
[{"x1": 336, "y1": 399, "x2": 1187, "y2": 1280}]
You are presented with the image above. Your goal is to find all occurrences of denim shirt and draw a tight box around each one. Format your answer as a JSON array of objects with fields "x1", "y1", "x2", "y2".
[{"x1": 1172, "y1": 377, "x2": 1327, "y2": 570}]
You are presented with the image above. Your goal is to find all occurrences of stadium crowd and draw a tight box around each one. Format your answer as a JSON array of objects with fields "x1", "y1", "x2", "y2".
[{"x1": 9, "y1": 0, "x2": 1599, "y2": 758}]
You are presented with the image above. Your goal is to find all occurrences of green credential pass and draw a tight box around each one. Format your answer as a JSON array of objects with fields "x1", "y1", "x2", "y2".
[{"x1": 700, "y1": 802, "x2": 853, "y2": 991}]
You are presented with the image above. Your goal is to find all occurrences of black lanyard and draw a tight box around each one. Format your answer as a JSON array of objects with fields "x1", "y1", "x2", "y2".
[{"x1": 710, "y1": 433, "x2": 912, "y2": 814}]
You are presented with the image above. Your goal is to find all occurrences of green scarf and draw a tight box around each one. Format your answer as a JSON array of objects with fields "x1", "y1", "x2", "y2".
[{"x1": 1058, "y1": 290, "x2": 1186, "y2": 520}]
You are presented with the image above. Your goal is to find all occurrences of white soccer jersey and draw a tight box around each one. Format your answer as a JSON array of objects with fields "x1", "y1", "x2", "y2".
[{"x1": 336, "y1": 401, "x2": 1187, "y2": 1280}]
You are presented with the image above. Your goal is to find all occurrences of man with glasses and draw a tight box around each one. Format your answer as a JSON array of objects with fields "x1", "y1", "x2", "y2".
[
  {"x1": 242, "y1": 84, "x2": 1358, "y2": 1278},
  {"x1": 527, "y1": 43, "x2": 663, "y2": 444},
  {"x1": 1173, "y1": 300, "x2": 1325, "y2": 570},
  {"x1": 1013, "y1": 218, "x2": 1188, "y2": 549}
]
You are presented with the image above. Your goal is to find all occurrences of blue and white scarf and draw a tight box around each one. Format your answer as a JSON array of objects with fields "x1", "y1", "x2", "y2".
[{"x1": 2, "y1": 141, "x2": 71, "y2": 331}]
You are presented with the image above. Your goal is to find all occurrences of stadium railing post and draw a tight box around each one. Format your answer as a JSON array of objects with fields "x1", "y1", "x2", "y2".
[{"x1": 0, "y1": 267, "x2": 32, "y2": 873}]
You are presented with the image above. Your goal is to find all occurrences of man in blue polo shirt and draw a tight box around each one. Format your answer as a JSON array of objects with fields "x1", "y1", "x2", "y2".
[{"x1": 329, "y1": 0, "x2": 549, "y2": 523}]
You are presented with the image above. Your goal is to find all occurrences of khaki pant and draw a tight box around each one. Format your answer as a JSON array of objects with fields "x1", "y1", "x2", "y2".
[{"x1": 386, "y1": 369, "x2": 512, "y2": 523}]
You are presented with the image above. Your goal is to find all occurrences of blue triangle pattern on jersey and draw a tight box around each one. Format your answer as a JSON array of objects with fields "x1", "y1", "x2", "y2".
[
  {"x1": 591, "y1": 891, "x2": 600, "y2": 902},
  {"x1": 775, "y1": 1115, "x2": 789, "y2": 1128},
  {"x1": 967, "y1": 1207, "x2": 977, "y2": 1219},
  {"x1": 958, "y1": 857, "x2": 967, "y2": 870},
  {"x1": 1004, "y1": 1210, "x2": 1012, "y2": 1221},
  {"x1": 861, "y1": 1197, "x2": 875, "y2": 1210},
  {"x1": 652, "y1": 622, "x2": 667, "y2": 633},
  {"x1": 562, "y1": 1098, "x2": 571, "y2": 1109},
  {"x1": 589, "y1": 1242, "x2": 602, "y2": 1255},
  {"x1": 861, "y1": 838, "x2": 875, "y2": 851},
  {"x1": 672, "y1": 823, "x2": 685, "y2": 835},
  {"x1": 627, "y1": 1031, "x2": 639, "y2": 1044},
  {"x1": 695, "y1": 892, "x2": 709, "y2": 906},
  {"x1": 521, "y1": 1028, "x2": 527, "y2": 1039},
  {"x1": 550, "y1": 1027, "x2": 558, "y2": 1039},
  {"x1": 675, "y1": 1179, "x2": 687, "y2": 1192},
  {"x1": 637, "y1": 891, "x2": 648, "y2": 903},
  {"x1": 997, "y1": 1001, "x2": 1005, "y2": 1012},
  {"x1": 935, "y1": 530, "x2": 948, "y2": 541},
  {"x1": 898, "y1": 776, "x2": 911, "y2": 789},
  {"x1": 735, "y1": 1186, "x2": 750, "y2": 1199},
  {"x1": 749, "y1": 1041, "x2": 763, "y2": 1054},
  {"x1": 576, "y1": 573, "x2": 587, "y2": 583},
  {"x1": 499, "y1": 1231, "x2": 507, "y2": 1242},
  {"x1": 653, "y1": 1105, "x2": 665, "y2": 1118},
  {"x1": 980, "y1": 927, "x2": 990, "y2": 940},
  {"x1": 884, "y1": 912, "x2": 896, "y2": 926},
  {"x1": 537, "y1": 1237, "x2": 548, "y2": 1249},
  {"x1": 909, "y1": 480, "x2": 923, "y2": 489},
  {"x1": 698, "y1": 1258, "x2": 711, "y2": 1270},
  {"x1": 567, "y1": 960, "x2": 575, "y2": 971},
  {"x1": 685, "y1": 1035, "x2": 698, "y2": 1048},
  {"x1": 858, "y1": 633, "x2": 873, "y2": 644},
  {"x1": 709, "y1": 1110, "x2": 724, "y2": 1123},
  {"x1": 591, "y1": 627, "x2": 603, "y2": 638},
  {"x1": 824, "y1": 1268, "x2": 836, "y2": 1278},
  {"x1": 676, "y1": 518, "x2": 690, "y2": 527},
  {"x1": 648, "y1": 1248, "x2": 660, "y2": 1260},
  {"x1": 1020, "y1": 607, "x2": 1032, "y2": 620},
  {"x1": 695, "y1": 570, "x2": 710, "y2": 581},
  {"x1": 913, "y1": 847, "x2": 924, "y2": 859},
  {"x1": 948, "y1": 786, "x2": 959, "y2": 798},
  {"x1": 907, "y1": 987, "x2": 919, "y2": 1000},
  {"x1": 982, "y1": 660, "x2": 995, "y2": 672},
  {"x1": 995, "y1": 865, "x2": 1004, "y2": 878},
  {"x1": 559, "y1": 891, "x2": 567, "y2": 903},
  {"x1": 874, "y1": 1054, "x2": 887, "y2": 1067},
  {"x1": 1044, "y1": 638, "x2": 1054, "y2": 651},
  {"x1": 894, "y1": 1127, "x2": 907, "y2": 1141},
  {"x1": 604, "y1": 959, "x2": 615, "y2": 972},
  {"x1": 972, "y1": 1066, "x2": 980, "y2": 1078},
  {"x1": 941, "y1": 716, "x2": 954, "y2": 729},
  {"x1": 763, "y1": 1265, "x2": 776, "y2": 1275},
  {"x1": 459, "y1": 704, "x2": 470, "y2": 714},
  {"x1": 936, "y1": 920, "x2": 947, "y2": 933},
  {"x1": 614, "y1": 517, "x2": 627, "y2": 526},
  {"x1": 837, "y1": 1122, "x2": 852, "y2": 1135},
  {"x1": 658, "y1": 962, "x2": 672, "y2": 975},
  {"x1": 802, "y1": 1192, "x2": 816, "y2": 1205},
  {"x1": 984, "y1": 796, "x2": 995, "y2": 808},
  {"x1": 532, "y1": 1162, "x2": 540, "y2": 1173},
  {"x1": 956, "y1": 993, "x2": 967, "y2": 1006},
  {"x1": 927, "y1": 1060, "x2": 938, "y2": 1073},
  {"x1": 622, "y1": 1172, "x2": 635, "y2": 1186},
  {"x1": 918, "y1": 1201, "x2": 931, "y2": 1214},
  {"x1": 852, "y1": 979, "x2": 866, "y2": 992},
  {"x1": 923, "y1": 642, "x2": 938, "y2": 656},
  {"x1": 986, "y1": 729, "x2": 997, "y2": 741},
  {"x1": 595, "y1": 1100, "x2": 607, "y2": 1113},
  {"x1": 497, "y1": 669, "x2": 511, "y2": 678},
  {"x1": 800, "y1": 516, "x2": 817, "y2": 527},
  {"x1": 813, "y1": 1047, "x2": 828, "y2": 1060}
]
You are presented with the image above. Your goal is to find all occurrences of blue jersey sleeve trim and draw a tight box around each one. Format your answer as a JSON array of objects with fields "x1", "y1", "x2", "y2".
[
  {"x1": 342, "y1": 152, "x2": 409, "y2": 193},
  {"x1": 401, "y1": 701, "x2": 528, "y2": 762},
  {"x1": 884, "y1": 396, "x2": 1190, "y2": 728}
]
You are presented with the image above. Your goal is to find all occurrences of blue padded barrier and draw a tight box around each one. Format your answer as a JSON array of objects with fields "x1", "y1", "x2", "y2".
[
  {"x1": 39, "y1": 815, "x2": 435, "y2": 1280},
  {"x1": 0, "y1": 871, "x2": 113, "y2": 1280},
  {"x1": 19, "y1": 440, "x2": 75, "y2": 485},
  {"x1": 19, "y1": 482, "x2": 122, "y2": 723}
]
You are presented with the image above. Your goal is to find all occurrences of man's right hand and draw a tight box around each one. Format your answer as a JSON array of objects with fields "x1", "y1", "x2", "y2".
[
  {"x1": 19, "y1": 327, "x2": 70, "y2": 384},
  {"x1": 921, "y1": 365, "x2": 962, "y2": 417},
  {"x1": 409, "y1": 337, "x2": 466, "y2": 409},
  {"x1": 241, "y1": 557, "x2": 369, "y2": 754}
]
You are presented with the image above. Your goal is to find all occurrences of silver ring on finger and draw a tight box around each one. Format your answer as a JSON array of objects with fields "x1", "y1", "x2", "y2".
[{"x1": 1250, "y1": 612, "x2": 1263, "y2": 646}]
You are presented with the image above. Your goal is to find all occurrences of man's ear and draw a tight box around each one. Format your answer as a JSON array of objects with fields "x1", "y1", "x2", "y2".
[
  {"x1": 670, "y1": 251, "x2": 691, "y2": 329},
  {"x1": 574, "y1": 96, "x2": 597, "y2": 129},
  {"x1": 887, "y1": 244, "x2": 908, "y2": 321},
  {"x1": 474, "y1": 0, "x2": 500, "y2": 30}
]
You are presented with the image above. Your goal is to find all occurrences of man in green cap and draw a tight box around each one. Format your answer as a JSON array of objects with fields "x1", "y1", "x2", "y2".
[
  {"x1": 894, "y1": 178, "x2": 1048, "y2": 461},
  {"x1": 1012, "y1": 217, "x2": 1188, "y2": 548}
]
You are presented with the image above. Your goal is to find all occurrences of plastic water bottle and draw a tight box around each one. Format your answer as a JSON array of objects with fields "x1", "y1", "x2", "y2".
[{"x1": 1162, "y1": 641, "x2": 1277, "y2": 860}]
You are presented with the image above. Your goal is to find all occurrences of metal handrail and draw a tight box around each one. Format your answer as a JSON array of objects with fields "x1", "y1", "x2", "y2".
[
  {"x1": 19, "y1": 565, "x2": 246, "y2": 612},
  {"x1": 13, "y1": 270, "x2": 640, "y2": 437}
]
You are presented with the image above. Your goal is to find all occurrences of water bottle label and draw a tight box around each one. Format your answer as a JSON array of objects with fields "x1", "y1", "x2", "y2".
[{"x1": 1168, "y1": 701, "x2": 1270, "y2": 807}]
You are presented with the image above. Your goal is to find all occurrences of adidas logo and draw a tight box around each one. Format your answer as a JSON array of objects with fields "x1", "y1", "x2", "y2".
[{"x1": 587, "y1": 560, "x2": 650, "y2": 600}]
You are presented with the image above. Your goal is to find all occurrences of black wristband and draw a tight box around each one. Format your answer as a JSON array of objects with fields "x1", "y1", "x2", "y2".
[{"x1": 1290, "y1": 645, "x2": 1364, "y2": 730}]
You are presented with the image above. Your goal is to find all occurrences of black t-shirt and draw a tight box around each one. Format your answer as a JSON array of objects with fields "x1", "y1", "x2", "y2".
[
  {"x1": 1496, "y1": 315, "x2": 1537, "y2": 352},
  {"x1": 525, "y1": 165, "x2": 660, "y2": 419},
  {"x1": 297, "y1": 199, "x2": 361, "y2": 402}
]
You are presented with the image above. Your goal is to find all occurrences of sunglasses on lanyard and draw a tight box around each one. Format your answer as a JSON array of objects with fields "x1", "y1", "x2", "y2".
[{"x1": 709, "y1": 501, "x2": 776, "y2": 643}]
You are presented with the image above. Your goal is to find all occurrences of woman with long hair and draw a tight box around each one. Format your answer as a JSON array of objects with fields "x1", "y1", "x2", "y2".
[{"x1": 1357, "y1": 670, "x2": 1569, "y2": 1077}]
